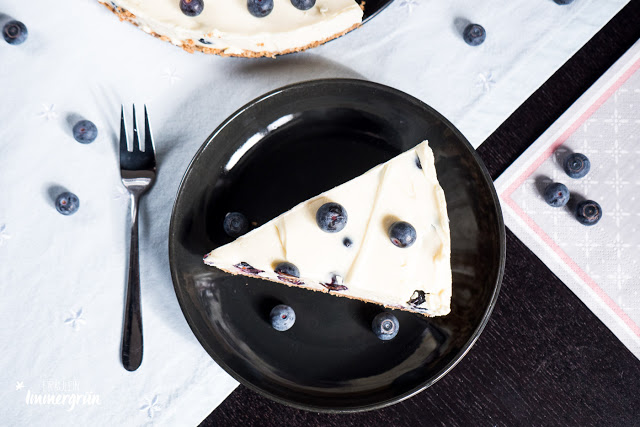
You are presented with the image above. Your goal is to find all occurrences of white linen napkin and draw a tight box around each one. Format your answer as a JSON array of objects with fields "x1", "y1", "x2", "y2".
[{"x1": 495, "y1": 39, "x2": 640, "y2": 359}]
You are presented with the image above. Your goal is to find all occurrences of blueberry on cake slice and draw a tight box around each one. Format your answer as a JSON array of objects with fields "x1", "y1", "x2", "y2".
[
  {"x1": 204, "y1": 141, "x2": 452, "y2": 316},
  {"x1": 100, "y1": 0, "x2": 363, "y2": 57}
]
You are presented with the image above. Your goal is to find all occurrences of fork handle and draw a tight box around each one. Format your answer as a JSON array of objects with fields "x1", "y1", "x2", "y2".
[{"x1": 122, "y1": 193, "x2": 143, "y2": 371}]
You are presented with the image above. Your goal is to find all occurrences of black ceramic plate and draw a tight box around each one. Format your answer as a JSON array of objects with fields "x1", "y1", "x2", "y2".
[
  {"x1": 362, "y1": 0, "x2": 393, "y2": 22},
  {"x1": 169, "y1": 79, "x2": 505, "y2": 413},
  {"x1": 288, "y1": 0, "x2": 392, "y2": 53}
]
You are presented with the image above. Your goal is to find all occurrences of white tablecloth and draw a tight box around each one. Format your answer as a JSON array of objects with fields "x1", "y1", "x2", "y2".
[{"x1": 0, "y1": 0, "x2": 630, "y2": 425}]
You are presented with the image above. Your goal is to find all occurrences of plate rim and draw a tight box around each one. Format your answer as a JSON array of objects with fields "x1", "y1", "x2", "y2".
[
  {"x1": 168, "y1": 78, "x2": 506, "y2": 413},
  {"x1": 362, "y1": 0, "x2": 395, "y2": 23}
]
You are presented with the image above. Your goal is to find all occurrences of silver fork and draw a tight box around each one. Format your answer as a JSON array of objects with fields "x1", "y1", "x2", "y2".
[{"x1": 119, "y1": 105, "x2": 156, "y2": 372}]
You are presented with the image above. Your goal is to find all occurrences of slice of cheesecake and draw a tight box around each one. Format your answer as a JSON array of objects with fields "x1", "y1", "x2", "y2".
[
  {"x1": 204, "y1": 141, "x2": 452, "y2": 316},
  {"x1": 100, "y1": 0, "x2": 363, "y2": 57}
]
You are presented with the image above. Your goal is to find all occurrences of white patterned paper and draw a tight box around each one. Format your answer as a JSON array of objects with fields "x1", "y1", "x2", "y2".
[{"x1": 496, "y1": 41, "x2": 640, "y2": 359}]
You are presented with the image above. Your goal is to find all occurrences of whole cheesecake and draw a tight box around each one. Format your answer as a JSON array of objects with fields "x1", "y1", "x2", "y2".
[
  {"x1": 204, "y1": 141, "x2": 453, "y2": 316},
  {"x1": 100, "y1": 0, "x2": 364, "y2": 57}
]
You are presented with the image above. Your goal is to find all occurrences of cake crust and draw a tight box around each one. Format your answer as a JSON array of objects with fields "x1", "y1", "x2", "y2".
[
  {"x1": 99, "y1": 1, "x2": 362, "y2": 58},
  {"x1": 212, "y1": 264, "x2": 440, "y2": 317}
]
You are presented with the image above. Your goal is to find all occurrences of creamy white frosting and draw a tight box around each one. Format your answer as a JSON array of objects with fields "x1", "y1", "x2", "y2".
[
  {"x1": 102, "y1": 0, "x2": 363, "y2": 55},
  {"x1": 204, "y1": 141, "x2": 452, "y2": 316}
]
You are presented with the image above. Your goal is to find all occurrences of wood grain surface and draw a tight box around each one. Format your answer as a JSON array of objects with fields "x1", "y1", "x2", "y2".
[{"x1": 201, "y1": 2, "x2": 640, "y2": 425}]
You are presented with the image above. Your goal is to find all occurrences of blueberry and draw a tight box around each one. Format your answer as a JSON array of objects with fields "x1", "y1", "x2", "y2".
[
  {"x1": 408, "y1": 290, "x2": 426, "y2": 306},
  {"x1": 316, "y1": 202, "x2": 348, "y2": 233},
  {"x1": 247, "y1": 0, "x2": 274, "y2": 17},
  {"x1": 463, "y1": 23, "x2": 486, "y2": 46},
  {"x1": 343, "y1": 237, "x2": 353, "y2": 248},
  {"x1": 389, "y1": 221, "x2": 416, "y2": 248},
  {"x1": 72, "y1": 120, "x2": 98, "y2": 144},
  {"x1": 234, "y1": 262, "x2": 263, "y2": 275},
  {"x1": 223, "y1": 212, "x2": 249, "y2": 237},
  {"x1": 180, "y1": 0, "x2": 204, "y2": 16},
  {"x1": 290, "y1": 0, "x2": 315, "y2": 10},
  {"x1": 55, "y1": 192, "x2": 80, "y2": 215},
  {"x1": 415, "y1": 155, "x2": 422, "y2": 170},
  {"x1": 576, "y1": 200, "x2": 602, "y2": 226},
  {"x1": 553, "y1": 0, "x2": 574, "y2": 4},
  {"x1": 543, "y1": 183, "x2": 570, "y2": 207},
  {"x1": 275, "y1": 262, "x2": 299, "y2": 278},
  {"x1": 564, "y1": 153, "x2": 590, "y2": 179},
  {"x1": 3, "y1": 20, "x2": 28, "y2": 45},
  {"x1": 321, "y1": 274, "x2": 348, "y2": 291},
  {"x1": 372, "y1": 312, "x2": 399, "y2": 341},
  {"x1": 270, "y1": 304, "x2": 295, "y2": 331}
]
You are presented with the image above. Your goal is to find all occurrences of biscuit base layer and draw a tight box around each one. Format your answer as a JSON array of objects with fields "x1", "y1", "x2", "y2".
[{"x1": 213, "y1": 265, "x2": 439, "y2": 317}]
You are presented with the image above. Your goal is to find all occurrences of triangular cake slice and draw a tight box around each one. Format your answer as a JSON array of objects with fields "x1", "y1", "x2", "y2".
[{"x1": 204, "y1": 141, "x2": 452, "y2": 316}]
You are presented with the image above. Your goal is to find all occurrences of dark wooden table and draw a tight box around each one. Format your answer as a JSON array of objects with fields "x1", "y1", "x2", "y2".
[{"x1": 202, "y1": 2, "x2": 640, "y2": 425}]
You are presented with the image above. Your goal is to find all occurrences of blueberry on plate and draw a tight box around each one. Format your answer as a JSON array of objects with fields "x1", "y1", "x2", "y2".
[
  {"x1": 576, "y1": 200, "x2": 602, "y2": 226},
  {"x1": 543, "y1": 183, "x2": 570, "y2": 207},
  {"x1": 180, "y1": 0, "x2": 204, "y2": 16},
  {"x1": 291, "y1": 0, "x2": 315, "y2": 10},
  {"x1": 316, "y1": 202, "x2": 348, "y2": 233},
  {"x1": 55, "y1": 192, "x2": 80, "y2": 215},
  {"x1": 564, "y1": 153, "x2": 590, "y2": 179},
  {"x1": 389, "y1": 221, "x2": 416, "y2": 248},
  {"x1": 72, "y1": 120, "x2": 98, "y2": 144},
  {"x1": 463, "y1": 23, "x2": 486, "y2": 46},
  {"x1": 3, "y1": 20, "x2": 28, "y2": 45},
  {"x1": 270, "y1": 304, "x2": 295, "y2": 331},
  {"x1": 223, "y1": 212, "x2": 249, "y2": 237},
  {"x1": 372, "y1": 312, "x2": 399, "y2": 341},
  {"x1": 275, "y1": 262, "x2": 300, "y2": 278},
  {"x1": 553, "y1": 0, "x2": 574, "y2": 4},
  {"x1": 343, "y1": 237, "x2": 353, "y2": 248},
  {"x1": 248, "y1": 0, "x2": 274, "y2": 17}
]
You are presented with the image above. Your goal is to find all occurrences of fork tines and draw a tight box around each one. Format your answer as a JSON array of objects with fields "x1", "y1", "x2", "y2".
[{"x1": 119, "y1": 105, "x2": 156, "y2": 171}]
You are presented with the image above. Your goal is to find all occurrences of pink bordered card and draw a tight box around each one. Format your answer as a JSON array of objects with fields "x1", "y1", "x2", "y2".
[{"x1": 495, "y1": 40, "x2": 640, "y2": 359}]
